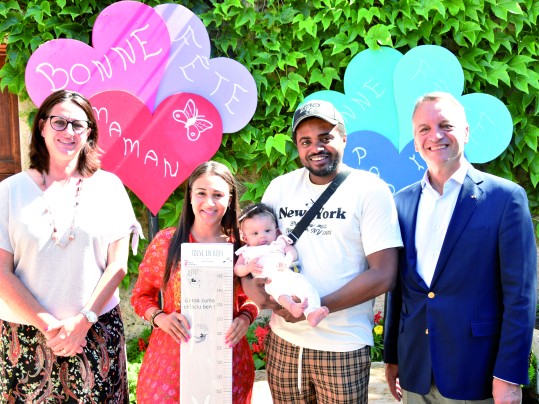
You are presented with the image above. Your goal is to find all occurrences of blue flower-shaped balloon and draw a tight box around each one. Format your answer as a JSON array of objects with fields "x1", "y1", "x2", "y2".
[{"x1": 302, "y1": 45, "x2": 513, "y2": 192}]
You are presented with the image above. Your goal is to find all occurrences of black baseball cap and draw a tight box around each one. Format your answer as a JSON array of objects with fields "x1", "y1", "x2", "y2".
[{"x1": 292, "y1": 100, "x2": 345, "y2": 134}]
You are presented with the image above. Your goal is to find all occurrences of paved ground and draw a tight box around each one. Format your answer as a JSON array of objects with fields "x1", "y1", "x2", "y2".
[
  {"x1": 368, "y1": 363, "x2": 396, "y2": 403},
  {"x1": 251, "y1": 329, "x2": 539, "y2": 403},
  {"x1": 251, "y1": 362, "x2": 395, "y2": 403}
]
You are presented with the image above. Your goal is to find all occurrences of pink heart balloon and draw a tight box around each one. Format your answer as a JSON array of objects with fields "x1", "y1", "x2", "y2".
[
  {"x1": 25, "y1": 1, "x2": 170, "y2": 110},
  {"x1": 90, "y1": 90, "x2": 223, "y2": 214}
]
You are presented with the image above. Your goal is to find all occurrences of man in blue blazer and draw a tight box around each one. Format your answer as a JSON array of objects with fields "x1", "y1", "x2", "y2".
[{"x1": 384, "y1": 92, "x2": 537, "y2": 403}]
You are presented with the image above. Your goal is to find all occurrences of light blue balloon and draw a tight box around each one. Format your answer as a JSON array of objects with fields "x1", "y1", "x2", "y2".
[
  {"x1": 461, "y1": 93, "x2": 513, "y2": 163},
  {"x1": 343, "y1": 131, "x2": 426, "y2": 193},
  {"x1": 302, "y1": 47, "x2": 403, "y2": 149},
  {"x1": 295, "y1": 44, "x2": 512, "y2": 181},
  {"x1": 393, "y1": 45, "x2": 464, "y2": 151},
  {"x1": 302, "y1": 89, "x2": 349, "y2": 124},
  {"x1": 343, "y1": 47, "x2": 402, "y2": 148}
]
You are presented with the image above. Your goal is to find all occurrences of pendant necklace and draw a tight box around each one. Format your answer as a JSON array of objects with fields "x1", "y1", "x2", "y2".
[{"x1": 41, "y1": 173, "x2": 83, "y2": 248}]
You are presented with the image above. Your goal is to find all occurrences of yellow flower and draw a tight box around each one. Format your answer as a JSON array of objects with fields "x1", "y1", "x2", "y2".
[{"x1": 374, "y1": 325, "x2": 383, "y2": 335}]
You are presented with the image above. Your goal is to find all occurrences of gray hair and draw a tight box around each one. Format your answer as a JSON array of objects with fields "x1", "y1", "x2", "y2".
[{"x1": 412, "y1": 92, "x2": 467, "y2": 121}]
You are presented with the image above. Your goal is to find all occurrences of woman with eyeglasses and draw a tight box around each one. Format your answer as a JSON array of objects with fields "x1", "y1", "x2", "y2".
[{"x1": 0, "y1": 89, "x2": 141, "y2": 402}]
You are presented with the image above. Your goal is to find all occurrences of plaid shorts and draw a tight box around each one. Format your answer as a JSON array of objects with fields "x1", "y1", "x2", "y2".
[{"x1": 265, "y1": 329, "x2": 371, "y2": 404}]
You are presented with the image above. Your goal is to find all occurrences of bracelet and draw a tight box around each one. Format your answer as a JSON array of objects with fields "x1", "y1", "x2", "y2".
[
  {"x1": 238, "y1": 311, "x2": 253, "y2": 325},
  {"x1": 149, "y1": 309, "x2": 164, "y2": 328}
]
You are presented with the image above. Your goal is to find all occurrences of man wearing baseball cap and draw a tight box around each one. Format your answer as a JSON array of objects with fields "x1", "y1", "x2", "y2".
[{"x1": 242, "y1": 99, "x2": 402, "y2": 403}]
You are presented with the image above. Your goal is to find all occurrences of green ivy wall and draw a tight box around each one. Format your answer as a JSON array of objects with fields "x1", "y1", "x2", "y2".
[{"x1": 1, "y1": 0, "x2": 538, "y2": 283}]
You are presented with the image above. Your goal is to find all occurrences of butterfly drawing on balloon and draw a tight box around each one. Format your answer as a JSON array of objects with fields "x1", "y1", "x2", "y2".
[{"x1": 173, "y1": 99, "x2": 214, "y2": 141}]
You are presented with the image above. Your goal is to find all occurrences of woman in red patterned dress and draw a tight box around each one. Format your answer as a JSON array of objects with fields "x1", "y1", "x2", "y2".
[{"x1": 131, "y1": 161, "x2": 258, "y2": 403}]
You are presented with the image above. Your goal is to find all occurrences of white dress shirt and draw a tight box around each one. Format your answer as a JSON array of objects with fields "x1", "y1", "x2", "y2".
[{"x1": 415, "y1": 163, "x2": 469, "y2": 287}]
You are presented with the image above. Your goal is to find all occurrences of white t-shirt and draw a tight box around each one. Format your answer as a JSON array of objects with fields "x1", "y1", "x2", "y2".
[
  {"x1": 0, "y1": 170, "x2": 141, "y2": 323},
  {"x1": 262, "y1": 166, "x2": 402, "y2": 351}
]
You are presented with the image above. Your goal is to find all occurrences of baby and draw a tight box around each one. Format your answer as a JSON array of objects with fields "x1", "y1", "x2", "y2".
[{"x1": 234, "y1": 203, "x2": 329, "y2": 327}]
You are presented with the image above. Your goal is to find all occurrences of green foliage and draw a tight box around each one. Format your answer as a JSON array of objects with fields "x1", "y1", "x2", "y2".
[
  {"x1": 522, "y1": 351, "x2": 538, "y2": 403},
  {"x1": 528, "y1": 351, "x2": 537, "y2": 389},
  {"x1": 1, "y1": 0, "x2": 538, "y2": 283},
  {"x1": 127, "y1": 362, "x2": 141, "y2": 404},
  {"x1": 201, "y1": 0, "x2": 539, "y2": 230},
  {"x1": 125, "y1": 326, "x2": 151, "y2": 363},
  {"x1": 125, "y1": 326, "x2": 151, "y2": 404}
]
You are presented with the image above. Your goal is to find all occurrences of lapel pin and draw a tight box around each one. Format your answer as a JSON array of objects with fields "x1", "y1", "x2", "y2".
[{"x1": 471, "y1": 195, "x2": 477, "y2": 199}]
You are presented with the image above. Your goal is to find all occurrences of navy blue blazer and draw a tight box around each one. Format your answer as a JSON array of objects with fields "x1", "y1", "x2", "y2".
[{"x1": 384, "y1": 167, "x2": 537, "y2": 400}]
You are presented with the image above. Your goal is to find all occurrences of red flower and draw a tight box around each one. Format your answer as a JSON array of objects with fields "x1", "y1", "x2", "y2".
[
  {"x1": 248, "y1": 319, "x2": 270, "y2": 369},
  {"x1": 374, "y1": 311, "x2": 383, "y2": 325},
  {"x1": 252, "y1": 342, "x2": 264, "y2": 353},
  {"x1": 138, "y1": 337, "x2": 148, "y2": 352},
  {"x1": 254, "y1": 324, "x2": 269, "y2": 347},
  {"x1": 255, "y1": 324, "x2": 269, "y2": 340}
]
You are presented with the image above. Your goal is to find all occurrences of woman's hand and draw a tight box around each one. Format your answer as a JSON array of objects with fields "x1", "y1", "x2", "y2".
[
  {"x1": 225, "y1": 314, "x2": 250, "y2": 347},
  {"x1": 154, "y1": 312, "x2": 191, "y2": 344},
  {"x1": 45, "y1": 314, "x2": 90, "y2": 356}
]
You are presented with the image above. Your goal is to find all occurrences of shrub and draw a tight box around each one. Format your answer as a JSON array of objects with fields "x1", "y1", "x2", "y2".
[
  {"x1": 371, "y1": 310, "x2": 384, "y2": 362},
  {"x1": 246, "y1": 315, "x2": 271, "y2": 370}
]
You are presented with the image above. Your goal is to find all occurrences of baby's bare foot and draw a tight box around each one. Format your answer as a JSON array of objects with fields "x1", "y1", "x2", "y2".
[
  {"x1": 288, "y1": 299, "x2": 307, "y2": 318},
  {"x1": 307, "y1": 306, "x2": 329, "y2": 327}
]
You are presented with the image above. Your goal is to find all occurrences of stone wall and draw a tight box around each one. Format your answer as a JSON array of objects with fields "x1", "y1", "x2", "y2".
[{"x1": 120, "y1": 283, "x2": 148, "y2": 341}]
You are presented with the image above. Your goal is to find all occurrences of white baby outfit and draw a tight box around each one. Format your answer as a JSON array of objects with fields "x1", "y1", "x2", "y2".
[{"x1": 235, "y1": 235, "x2": 322, "y2": 317}]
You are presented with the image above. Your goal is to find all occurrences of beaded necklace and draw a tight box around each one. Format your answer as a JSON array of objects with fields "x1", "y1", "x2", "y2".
[{"x1": 41, "y1": 173, "x2": 83, "y2": 248}]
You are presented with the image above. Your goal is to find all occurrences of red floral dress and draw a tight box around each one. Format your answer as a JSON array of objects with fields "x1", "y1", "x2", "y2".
[{"x1": 131, "y1": 228, "x2": 258, "y2": 403}]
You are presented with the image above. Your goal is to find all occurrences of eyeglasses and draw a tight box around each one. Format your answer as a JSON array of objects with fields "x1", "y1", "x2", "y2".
[{"x1": 46, "y1": 115, "x2": 90, "y2": 134}]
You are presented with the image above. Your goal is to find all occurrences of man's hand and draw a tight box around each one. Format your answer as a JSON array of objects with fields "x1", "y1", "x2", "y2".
[
  {"x1": 241, "y1": 276, "x2": 280, "y2": 310},
  {"x1": 241, "y1": 276, "x2": 303, "y2": 323},
  {"x1": 273, "y1": 303, "x2": 305, "y2": 323},
  {"x1": 385, "y1": 363, "x2": 402, "y2": 401},
  {"x1": 492, "y1": 378, "x2": 521, "y2": 404}
]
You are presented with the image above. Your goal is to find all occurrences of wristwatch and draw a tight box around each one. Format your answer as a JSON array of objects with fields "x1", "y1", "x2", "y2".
[{"x1": 80, "y1": 309, "x2": 98, "y2": 324}]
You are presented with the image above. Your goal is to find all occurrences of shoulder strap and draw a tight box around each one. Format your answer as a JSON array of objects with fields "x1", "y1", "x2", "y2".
[{"x1": 288, "y1": 169, "x2": 351, "y2": 244}]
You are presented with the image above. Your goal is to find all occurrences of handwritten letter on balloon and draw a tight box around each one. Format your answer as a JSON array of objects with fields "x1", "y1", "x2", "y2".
[
  {"x1": 26, "y1": 1, "x2": 258, "y2": 214},
  {"x1": 90, "y1": 91, "x2": 223, "y2": 215}
]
